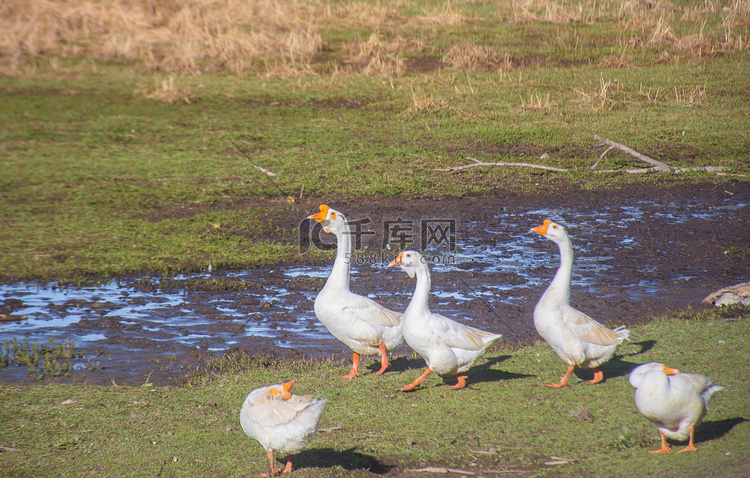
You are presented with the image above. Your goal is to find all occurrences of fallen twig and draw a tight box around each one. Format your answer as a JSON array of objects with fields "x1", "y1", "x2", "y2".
[
  {"x1": 318, "y1": 426, "x2": 343, "y2": 433},
  {"x1": 434, "y1": 156, "x2": 567, "y2": 173},
  {"x1": 544, "y1": 456, "x2": 577, "y2": 466},
  {"x1": 592, "y1": 135, "x2": 733, "y2": 174},
  {"x1": 409, "y1": 467, "x2": 475, "y2": 475},
  {"x1": 593, "y1": 135, "x2": 671, "y2": 171}
]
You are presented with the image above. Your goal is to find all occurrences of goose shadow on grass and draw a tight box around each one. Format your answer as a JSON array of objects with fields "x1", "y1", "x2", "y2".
[
  {"x1": 695, "y1": 416, "x2": 748, "y2": 443},
  {"x1": 380, "y1": 355, "x2": 534, "y2": 390},
  {"x1": 566, "y1": 340, "x2": 657, "y2": 384},
  {"x1": 292, "y1": 447, "x2": 393, "y2": 475}
]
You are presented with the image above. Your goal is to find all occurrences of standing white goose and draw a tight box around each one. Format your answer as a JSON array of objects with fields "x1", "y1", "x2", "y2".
[
  {"x1": 240, "y1": 380, "x2": 326, "y2": 476},
  {"x1": 308, "y1": 205, "x2": 403, "y2": 378},
  {"x1": 388, "y1": 250, "x2": 501, "y2": 391},
  {"x1": 629, "y1": 362, "x2": 724, "y2": 454},
  {"x1": 531, "y1": 219, "x2": 629, "y2": 387}
]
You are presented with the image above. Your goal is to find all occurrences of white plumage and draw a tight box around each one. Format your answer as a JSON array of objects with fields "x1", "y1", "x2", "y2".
[
  {"x1": 389, "y1": 250, "x2": 501, "y2": 391},
  {"x1": 629, "y1": 362, "x2": 723, "y2": 453},
  {"x1": 240, "y1": 381, "x2": 326, "y2": 475},
  {"x1": 309, "y1": 205, "x2": 403, "y2": 378},
  {"x1": 531, "y1": 219, "x2": 629, "y2": 387}
]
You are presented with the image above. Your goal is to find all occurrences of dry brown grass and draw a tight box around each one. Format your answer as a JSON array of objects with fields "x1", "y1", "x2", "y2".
[
  {"x1": 441, "y1": 43, "x2": 513, "y2": 72},
  {"x1": 326, "y1": 1, "x2": 404, "y2": 28},
  {"x1": 342, "y1": 34, "x2": 425, "y2": 77},
  {"x1": 517, "y1": 91, "x2": 553, "y2": 111},
  {"x1": 573, "y1": 74, "x2": 622, "y2": 111},
  {"x1": 408, "y1": 84, "x2": 446, "y2": 111},
  {"x1": 412, "y1": 1, "x2": 466, "y2": 26},
  {"x1": 1, "y1": 0, "x2": 747, "y2": 78},
  {"x1": 507, "y1": 0, "x2": 599, "y2": 24},
  {"x1": 0, "y1": 0, "x2": 324, "y2": 75},
  {"x1": 144, "y1": 75, "x2": 194, "y2": 104}
]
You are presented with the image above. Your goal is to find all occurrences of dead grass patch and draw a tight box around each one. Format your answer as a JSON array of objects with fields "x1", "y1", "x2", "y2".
[
  {"x1": 573, "y1": 74, "x2": 623, "y2": 111},
  {"x1": 342, "y1": 34, "x2": 425, "y2": 77},
  {"x1": 517, "y1": 91, "x2": 553, "y2": 111},
  {"x1": 326, "y1": 1, "x2": 403, "y2": 28},
  {"x1": 0, "y1": 0, "x2": 323, "y2": 75},
  {"x1": 412, "y1": 1, "x2": 466, "y2": 26},
  {"x1": 144, "y1": 75, "x2": 194, "y2": 104},
  {"x1": 441, "y1": 43, "x2": 513, "y2": 72},
  {"x1": 507, "y1": 0, "x2": 598, "y2": 25}
]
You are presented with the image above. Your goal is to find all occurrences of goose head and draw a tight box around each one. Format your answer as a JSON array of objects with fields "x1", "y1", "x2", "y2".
[
  {"x1": 388, "y1": 250, "x2": 422, "y2": 278},
  {"x1": 267, "y1": 380, "x2": 295, "y2": 401},
  {"x1": 628, "y1": 362, "x2": 679, "y2": 388},
  {"x1": 308, "y1": 204, "x2": 347, "y2": 234},
  {"x1": 530, "y1": 219, "x2": 569, "y2": 245}
]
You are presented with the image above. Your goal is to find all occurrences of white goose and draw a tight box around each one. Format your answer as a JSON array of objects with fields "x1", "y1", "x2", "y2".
[
  {"x1": 531, "y1": 219, "x2": 629, "y2": 387},
  {"x1": 240, "y1": 380, "x2": 326, "y2": 476},
  {"x1": 389, "y1": 250, "x2": 501, "y2": 391},
  {"x1": 629, "y1": 362, "x2": 724, "y2": 454},
  {"x1": 308, "y1": 205, "x2": 403, "y2": 378}
]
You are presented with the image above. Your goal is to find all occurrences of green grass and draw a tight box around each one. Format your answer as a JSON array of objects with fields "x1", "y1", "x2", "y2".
[
  {"x1": 1, "y1": 3, "x2": 748, "y2": 475},
  {"x1": 2, "y1": 0, "x2": 750, "y2": 281},
  {"x1": 2, "y1": 55, "x2": 748, "y2": 281},
  {"x1": 1, "y1": 308, "x2": 748, "y2": 477}
]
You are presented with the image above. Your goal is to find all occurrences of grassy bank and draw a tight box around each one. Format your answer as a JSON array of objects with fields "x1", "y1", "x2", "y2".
[
  {"x1": 2, "y1": 0, "x2": 749, "y2": 281},
  {"x1": 1, "y1": 308, "x2": 749, "y2": 477}
]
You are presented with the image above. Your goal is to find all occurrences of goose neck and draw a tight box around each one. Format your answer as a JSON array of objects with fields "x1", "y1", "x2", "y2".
[
  {"x1": 405, "y1": 259, "x2": 431, "y2": 316},
  {"x1": 326, "y1": 226, "x2": 351, "y2": 291},
  {"x1": 546, "y1": 237, "x2": 574, "y2": 302}
]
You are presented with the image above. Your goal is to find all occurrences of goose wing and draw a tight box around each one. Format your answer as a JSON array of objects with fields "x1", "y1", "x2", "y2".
[
  {"x1": 246, "y1": 396, "x2": 319, "y2": 429},
  {"x1": 431, "y1": 313, "x2": 498, "y2": 351},
  {"x1": 343, "y1": 294, "x2": 402, "y2": 327},
  {"x1": 562, "y1": 306, "x2": 625, "y2": 346}
]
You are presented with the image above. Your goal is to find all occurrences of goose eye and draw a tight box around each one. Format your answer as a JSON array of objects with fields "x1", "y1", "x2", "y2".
[
  {"x1": 552, "y1": 225, "x2": 558, "y2": 229},
  {"x1": 331, "y1": 212, "x2": 336, "y2": 220}
]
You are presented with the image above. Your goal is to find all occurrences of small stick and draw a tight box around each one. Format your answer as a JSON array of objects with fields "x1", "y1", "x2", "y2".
[
  {"x1": 593, "y1": 135, "x2": 671, "y2": 171},
  {"x1": 435, "y1": 156, "x2": 567, "y2": 172},
  {"x1": 590, "y1": 145, "x2": 615, "y2": 170}
]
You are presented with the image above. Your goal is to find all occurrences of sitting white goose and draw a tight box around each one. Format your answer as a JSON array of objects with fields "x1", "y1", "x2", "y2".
[
  {"x1": 389, "y1": 250, "x2": 501, "y2": 391},
  {"x1": 629, "y1": 362, "x2": 724, "y2": 454},
  {"x1": 308, "y1": 205, "x2": 403, "y2": 378},
  {"x1": 240, "y1": 380, "x2": 326, "y2": 476},
  {"x1": 531, "y1": 219, "x2": 629, "y2": 387}
]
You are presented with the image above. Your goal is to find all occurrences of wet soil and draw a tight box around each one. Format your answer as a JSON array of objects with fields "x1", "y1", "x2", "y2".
[{"x1": 2, "y1": 180, "x2": 749, "y2": 387}]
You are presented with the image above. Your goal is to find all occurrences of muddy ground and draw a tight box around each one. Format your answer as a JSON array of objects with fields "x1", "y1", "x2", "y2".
[{"x1": 2, "y1": 179, "x2": 749, "y2": 386}]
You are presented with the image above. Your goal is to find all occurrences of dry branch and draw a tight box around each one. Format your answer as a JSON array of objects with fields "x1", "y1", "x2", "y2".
[
  {"x1": 435, "y1": 139, "x2": 735, "y2": 176},
  {"x1": 592, "y1": 135, "x2": 671, "y2": 171},
  {"x1": 592, "y1": 135, "x2": 734, "y2": 175},
  {"x1": 434, "y1": 157, "x2": 567, "y2": 172}
]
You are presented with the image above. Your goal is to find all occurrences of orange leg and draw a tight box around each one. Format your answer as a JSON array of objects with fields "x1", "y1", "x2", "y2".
[
  {"x1": 677, "y1": 426, "x2": 698, "y2": 453},
  {"x1": 374, "y1": 343, "x2": 389, "y2": 376},
  {"x1": 648, "y1": 431, "x2": 671, "y2": 454},
  {"x1": 544, "y1": 364, "x2": 575, "y2": 388},
  {"x1": 399, "y1": 368, "x2": 432, "y2": 391},
  {"x1": 448, "y1": 375, "x2": 468, "y2": 390},
  {"x1": 261, "y1": 450, "x2": 284, "y2": 476},
  {"x1": 281, "y1": 455, "x2": 294, "y2": 474},
  {"x1": 589, "y1": 367, "x2": 604, "y2": 384},
  {"x1": 342, "y1": 353, "x2": 360, "y2": 379}
]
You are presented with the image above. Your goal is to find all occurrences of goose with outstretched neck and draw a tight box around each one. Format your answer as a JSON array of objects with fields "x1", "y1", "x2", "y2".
[
  {"x1": 389, "y1": 250, "x2": 501, "y2": 391},
  {"x1": 308, "y1": 205, "x2": 403, "y2": 378},
  {"x1": 531, "y1": 219, "x2": 629, "y2": 387}
]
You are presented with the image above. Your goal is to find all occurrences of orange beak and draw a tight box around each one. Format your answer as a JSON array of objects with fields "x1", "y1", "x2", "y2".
[
  {"x1": 308, "y1": 204, "x2": 329, "y2": 223},
  {"x1": 662, "y1": 365, "x2": 679, "y2": 375},
  {"x1": 282, "y1": 380, "x2": 295, "y2": 400},
  {"x1": 531, "y1": 219, "x2": 552, "y2": 235},
  {"x1": 388, "y1": 252, "x2": 404, "y2": 267}
]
